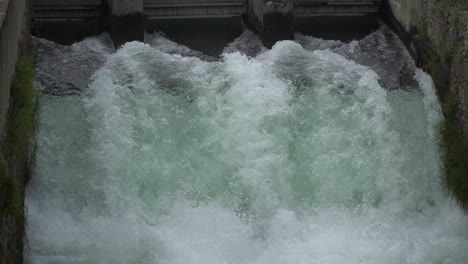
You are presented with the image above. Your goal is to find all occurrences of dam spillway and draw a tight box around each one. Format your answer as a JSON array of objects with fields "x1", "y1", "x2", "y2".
[{"x1": 24, "y1": 24, "x2": 468, "y2": 263}]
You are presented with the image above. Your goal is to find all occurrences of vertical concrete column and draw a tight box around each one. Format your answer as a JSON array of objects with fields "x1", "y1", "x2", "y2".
[
  {"x1": 246, "y1": 0, "x2": 294, "y2": 48},
  {"x1": 106, "y1": 0, "x2": 144, "y2": 48}
]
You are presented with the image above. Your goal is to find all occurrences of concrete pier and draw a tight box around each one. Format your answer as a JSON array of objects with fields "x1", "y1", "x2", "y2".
[
  {"x1": 246, "y1": 0, "x2": 294, "y2": 48},
  {"x1": 105, "y1": 0, "x2": 144, "y2": 47}
]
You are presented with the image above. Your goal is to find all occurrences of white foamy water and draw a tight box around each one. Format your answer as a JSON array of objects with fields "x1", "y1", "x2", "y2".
[{"x1": 26, "y1": 28, "x2": 468, "y2": 264}]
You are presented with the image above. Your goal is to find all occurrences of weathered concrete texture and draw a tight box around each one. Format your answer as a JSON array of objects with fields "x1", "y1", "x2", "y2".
[
  {"x1": 384, "y1": 0, "x2": 468, "y2": 134},
  {"x1": 144, "y1": 2, "x2": 245, "y2": 19},
  {"x1": 455, "y1": 11, "x2": 468, "y2": 134},
  {"x1": 106, "y1": 0, "x2": 144, "y2": 47},
  {"x1": 427, "y1": 5, "x2": 468, "y2": 135},
  {"x1": 0, "y1": 0, "x2": 27, "y2": 139},
  {"x1": 32, "y1": 0, "x2": 101, "y2": 21},
  {"x1": 294, "y1": 0, "x2": 382, "y2": 17},
  {"x1": 0, "y1": 1, "x2": 29, "y2": 263},
  {"x1": 109, "y1": 0, "x2": 143, "y2": 16},
  {"x1": 422, "y1": 1, "x2": 468, "y2": 135},
  {"x1": 381, "y1": 0, "x2": 421, "y2": 61},
  {"x1": 246, "y1": 0, "x2": 294, "y2": 48},
  {"x1": 386, "y1": 0, "x2": 421, "y2": 32},
  {"x1": 0, "y1": 216, "x2": 23, "y2": 264},
  {"x1": 0, "y1": 1, "x2": 7, "y2": 29}
]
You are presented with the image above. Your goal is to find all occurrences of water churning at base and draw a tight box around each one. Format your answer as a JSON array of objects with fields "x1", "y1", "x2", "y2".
[{"x1": 26, "y1": 27, "x2": 468, "y2": 264}]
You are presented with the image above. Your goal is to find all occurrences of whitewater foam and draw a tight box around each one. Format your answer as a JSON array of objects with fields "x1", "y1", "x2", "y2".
[{"x1": 26, "y1": 28, "x2": 468, "y2": 264}]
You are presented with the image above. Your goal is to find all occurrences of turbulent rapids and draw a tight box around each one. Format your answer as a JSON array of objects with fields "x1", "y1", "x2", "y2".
[{"x1": 26, "y1": 27, "x2": 468, "y2": 263}]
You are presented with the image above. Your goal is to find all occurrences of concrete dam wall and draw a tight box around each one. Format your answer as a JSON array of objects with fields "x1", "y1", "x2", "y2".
[
  {"x1": 0, "y1": 1, "x2": 30, "y2": 263},
  {"x1": 0, "y1": 0, "x2": 28, "y2": 137},
  {"x1": 385, "y1": 0, "x2": 468, "y2": 139},
  {"x1": 32, "y1": 0, "x2": 383, "y2": 47},
  {"x1": 382, "y1": 0, "x2": 468, "y2": 208}
]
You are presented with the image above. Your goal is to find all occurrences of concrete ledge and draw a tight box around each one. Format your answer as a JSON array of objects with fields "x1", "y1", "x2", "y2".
[
  {"x1": 145, "y1": 5, "x2": 245, "y2": 19},
  {"x1": 145, "y1": 2, "x2": 246, "y2": 8},
  {"x1": 31, "y1": 0, "x2": 383, "y2": 21},
  {"x1": 108, "y1": 0, "x2": 143, "y2": 16},
  {"x1": 0, "y1": 1, "x2": 28, "y2": 263},
  {"x1": 33, "y1": 7, "x2": 101, "y2": 20},
  {"x1": 295, "y1": 5, "x2": 379, "y2": 16}
]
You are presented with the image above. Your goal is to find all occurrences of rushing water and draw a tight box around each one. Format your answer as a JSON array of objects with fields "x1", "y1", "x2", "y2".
[{"x1": 26, "y1": 26, "x2": 468, "y2": 264}]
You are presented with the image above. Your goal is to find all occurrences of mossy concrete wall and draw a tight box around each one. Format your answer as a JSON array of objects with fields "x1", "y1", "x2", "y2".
[
  {"x1": 0, "y1": 0, "x2": 30, "y2": 263},
  {"x1": 383, "y1": 0, "x2": 468, "y2": 206},
  {"x1": 0, "y1": 0, "x2": 27, "y2": 137},
  {"x1": 384, "y1": 0, "x2": 468, "y2": 132}
]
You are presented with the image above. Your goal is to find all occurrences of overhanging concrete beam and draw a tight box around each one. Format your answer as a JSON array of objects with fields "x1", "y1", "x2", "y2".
[{"x1": 144, "y1": 2, "x2": 245, "y2": 19}]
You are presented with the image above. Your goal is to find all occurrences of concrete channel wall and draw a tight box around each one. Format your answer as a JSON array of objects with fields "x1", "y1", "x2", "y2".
[
  {"x1": 384, "y1": 0, "x2": 468, "y2": 135},
  {"x1": 0, "y1": 1, "x2": 29, "y2": 262},
  {"x1": 0, "y1": 0, "x2": 27, "y2": 139}
]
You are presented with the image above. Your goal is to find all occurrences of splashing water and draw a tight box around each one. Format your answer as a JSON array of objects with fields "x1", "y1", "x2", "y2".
[{"x1": 26, "y1": 27, "x2": 468, "y2": 264}]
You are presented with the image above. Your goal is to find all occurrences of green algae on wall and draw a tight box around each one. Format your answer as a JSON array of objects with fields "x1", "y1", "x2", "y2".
[
  {"x1": 439, "y1": 94, "x2": 468, "y2": 209},
  {"x1": 3, "y1": 55, "x2": 38, "y2": 170},
  {"x1": 0, "y1": 161, "x2": 21, "y2": 220},
  {"x1": 412, "y1": 0, "x2": 468, "y2": 208},
  {"x1": 0, "y1": 52, "x2": 37, "y2": 264}
]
